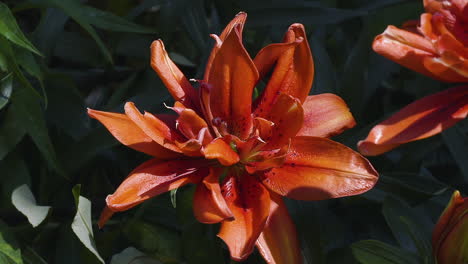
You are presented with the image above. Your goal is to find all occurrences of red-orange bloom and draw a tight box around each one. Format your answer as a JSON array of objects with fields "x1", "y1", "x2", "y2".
[
  {"x1": 373, "y1": 0, "x2": 468, "y2": 82},
  {"x1": 432, "y1": 190, "x2": 468, "y2": 264},
  {"x1": 358, "y1": 0, "x2": 468, "y2": 156},
  {"x1": 89, "y1": 13, "x2": 378, "y2": 263}
]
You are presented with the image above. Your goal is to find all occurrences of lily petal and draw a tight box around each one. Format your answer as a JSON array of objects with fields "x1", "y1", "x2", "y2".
[
  {"x1": 255, "y1": 24, "x2": 314, "y2": 116},
  {"x1": 106, "y1": 158, "x2": 208, "y2": 212},
  {"x1": 261, "y1": 136, "x2": 378, "y2": 200},
  {"x1": 358, "y1": 85, "x2": 468, "y2": 156},
  {"x1": 193, "y1": 167, "x2": 233, "y2": 223},
  {"x1": 373, "y1": 25, "x2": 466, "y2": 82},
  {"x1": 204, "y1": 12, "x2": 247, "y2": 81},
  {"x1": 150, "y1": 40, "x2": 199, "y2": 110},
  {"x1": 218, "y1": 174, "x2": 270, "y2": 261},
  {"x1": 176, "y1": 108, "x2": 212, "y2": 142},
  {"x1": 87, "y1": 109, "x2": 180, "y2": 159},
  {"x1": 256, "y1": 193, "x2": 301, "y2": 264},
  {"x1": 297, "y1": 94, "x2": 356, "y2": 138},
  {"x1": 263, "y1": 94, "x2": 304, "y2": 149},
  {"x1": 253, "y1": 38, "x2": 302, "y2": 81},
  {"x1": 202, "y1": 138, "x2": 240, "y2": 166},
  {"x1": 98, "y1": 206, "x2": 114, "y2": 228},
  {"x1": 124, "y1": 102, "x2": 184, "y2": 153},
  {"x1": 207, "y1": 24, "x2": 259, "y2": 139}
]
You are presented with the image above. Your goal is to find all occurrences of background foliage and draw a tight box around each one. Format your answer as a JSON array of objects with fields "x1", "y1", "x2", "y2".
[{"x1": 0, "y1": 0, "x2": 466, "y2": 263}]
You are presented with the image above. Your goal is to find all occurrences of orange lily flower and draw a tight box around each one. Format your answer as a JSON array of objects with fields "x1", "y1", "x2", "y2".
[
  {"x1": 358, "y1": 0, "x2": 468, "y2": 156},
  {"x1": 372, "y1": 0, "x2": 467, "y2": 82},
  {"x1": 89, "y1": 13, "x2": 378, "y2": 263},
  {"x1": 432, "y1": 190, "x2": 468, "y2": 264}
]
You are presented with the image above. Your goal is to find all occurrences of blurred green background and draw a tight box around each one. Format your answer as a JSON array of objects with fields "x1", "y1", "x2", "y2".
[{"x1": 0, "y1": 0, "x2": 466, "y2": 263}]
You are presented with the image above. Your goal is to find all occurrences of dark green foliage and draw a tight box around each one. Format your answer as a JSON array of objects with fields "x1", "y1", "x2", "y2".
[{"x1": 0, "y1": 0, "x2": 466, "y2": 263}]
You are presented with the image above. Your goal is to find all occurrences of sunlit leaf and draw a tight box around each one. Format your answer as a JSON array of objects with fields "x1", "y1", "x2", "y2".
[
  {"x1": 11, "y1": 184, "x2": 51, "y2": 228},
  {"x1": 0, "y1": 36, "x2": 40, "y2": 99},
  {"x1": 0, "y1": 3, "x2": 42, "y2": 56},
  {"x1": 0, "y1": 220, "x2": 23, "y2": 264},
  {"x1": 70, "y1": 185, "x2": 104, "y2": 264}
]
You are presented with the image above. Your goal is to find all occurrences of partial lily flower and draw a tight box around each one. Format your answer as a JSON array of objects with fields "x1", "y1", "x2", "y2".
[
  {"x1": 373, "y1": 0, "x2": 467, "y2": 82},
  {"x1": 358, "y1": 0, "x2": 468, "y2": 156},
  {"x1": 432, "y1": 190, "x2": 468, "y2": 264},
  {"x1": 89, "y1": 12, "x2": 378, "y2": 263}
]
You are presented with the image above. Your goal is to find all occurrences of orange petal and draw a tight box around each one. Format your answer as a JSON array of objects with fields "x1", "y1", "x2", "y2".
[
  {"x1": 253, "y1": 38, "x2": 302, "y2": 81},
  {"x1": 358, "y1": 85, "x2": 468, "y2": 156},
  {"x1": 98, "y1": 205, "x2": 114, "y2": 228},
  {"x1": 436, "y1": 212, "x2": 468, "y2": 264},
  {"x1": 297, "y1": 94, "x2": 356, "y2": 138},
  {"x1": 255, "y1": 24, "x2": 314, "y2": 116},
  {"x1": 256, "y1": 193, "x2": 301, "y2": 264},
  {"x1": 432, "y1": 191, "x2": 468, "y2": 264},
  {"x1": 432, "y1": 191, "x2": 466, "y2": 253},
  {"x1": 263, "y1": 94, "x2": 304, "y2": 149},
  {"x1": 202, "y1": 138, "x2": 239, "y2": 166},
  {"x1": 174, "y1": 139, "x2": 203, "y2": 157},
  {"x1": 261, "y1": 136, "x2": 378, "y2": 200},
  {"x1": 204, "y1": 12, "x2": 247, "y2": 81},
  {"x1": 372, "y1": 25, "x2": 466, "y2": 82},
  {"x1": 87, "y1": 109, "x2": 180, "y2": 159},
  {"x1": 207, "y1": 24, "x2": 259, "y2": 139},
  {"x1": 106, "y1": 158, "x2": 208, "y2": 211},
  {"x1": 150, "y1": 40, "x2": 199, "y2": 110},
  {"x1": 176, "y1": 108, "x2": 212, "y2": 142},
  {"x1": 218, "y1": 173, "x2": 270, "y2": 261},
  {"x1": 193, "y1": 167, "x2": 233, "y2": 224},
  {"x1": 124, "y1": 102, "x2": 183, "y2": 153}
]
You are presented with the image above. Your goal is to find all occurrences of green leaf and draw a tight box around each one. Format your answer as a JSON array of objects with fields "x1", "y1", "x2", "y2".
[
  {"x1": 0, "y1": 220, "x2": 23, "y2": 264},
  {"x1": 0, "y1": 36, "x2": 41, "y2": 99},
  {"x1": 382, "y1": 197, "x2": 433, "y2": 262},
  {"x1": 10, "y1": 88, "x2": 65, "y2": 177},
  {"x1": 22, "y1": 247, "x2": 48, "y2": 264},
  {"x1": 180, "y1": 0, "x2": 209, "y2": 51},
  {"x1": 63, "y1": 128, "x2": 119, "y2": 173},
  {"x1": 124, "y1": 220, "x2": 182, "y2": 263},
  {"x1": 246, "y1": 2, "x2": 366, "y2": 26},
  {"x1": 44, "y1": 74, "x2": 89, "y2": 140},
  {"x1": 309, "y1": 29, "x2": 337, "y2": 94},
  {"x1": 442, "y1": 121, "x2": 468, "y2": 182},
  {"x1": 71, "y1": 185, "x2": 104, "y2": 263},
  {"x1": 338, "y1": 21, "x2": 373, "y2": 121},
  {"x1": 77, "y1": 5, "x2": 155, "y2": 33},
  {"x1": 110, "y1": 247, "x2": 162, "y2": 264},
  {"x1": 0, "y1": 73, "x2": 12, "y2": 110},
  {"x1": 0, "y1": 156, "x2": 31, "y2": 199},
  {"x1": 11, "y1": 184, "x2": 51, "y2": 228},
  {"x1": 0, "y1": 105, "x2": 26, "y2": 161},
  {"x1": 0, "y1": 3, "x2": 42, "y2": 56},
  {"x1": 32, "y1": 7, "x2": 69, "y2": 60},
  {"x1": 170, "y1": 189, "x2": 177, "y2": 208},
  {"x1": 28, "y1": 0, "x2": 154, "y2": 63},
  {"x1": 352, "y1": 240, "x2": 419, "y2": 264},
  {"x1": 168, "y1": 52, "x2": 195, "y2": 67},
  {"x1": 378, "y1": 172, "x2": 447, "y2": 203}
]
